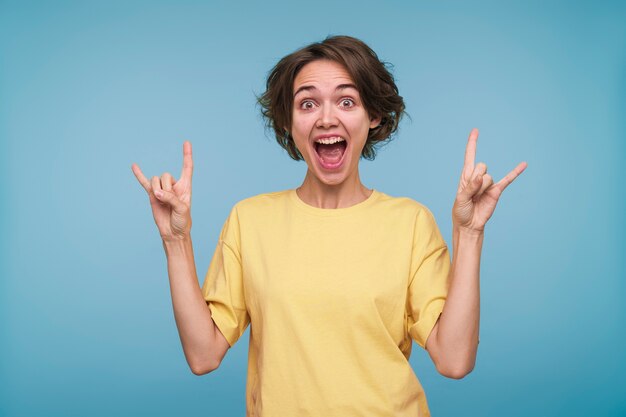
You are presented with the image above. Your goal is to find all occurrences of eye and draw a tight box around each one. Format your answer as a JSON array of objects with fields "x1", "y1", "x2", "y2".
[
  {"x1": 339, "y1": 98, "x2": 355, "y2": 108},
  {"x1": 299, "y1": 100, "x2": 316, "y2": 110}
]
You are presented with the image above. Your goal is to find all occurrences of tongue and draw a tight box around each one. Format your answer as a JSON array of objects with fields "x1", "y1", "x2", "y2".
[{"x1": 317, "y1": 142, "x2": 345, "y2": 164}]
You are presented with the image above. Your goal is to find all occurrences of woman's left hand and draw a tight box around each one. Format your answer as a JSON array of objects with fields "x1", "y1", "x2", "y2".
[{"x1": 452, "y1": 128, "x2": 527, "y2": 233}]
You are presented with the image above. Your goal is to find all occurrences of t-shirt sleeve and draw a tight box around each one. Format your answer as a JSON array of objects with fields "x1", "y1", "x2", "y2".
[
  {"x1": 406, "y1": 206, "x2": 451, "y2": 349},
  {"x1": 201, "y1": 205, "x2": 250, "y2": 347}
]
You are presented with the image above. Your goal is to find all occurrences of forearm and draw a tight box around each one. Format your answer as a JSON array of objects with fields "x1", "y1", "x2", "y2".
[
  {"x1": 433, "y1": 226, "x2": 482, "y2": 376},
  {"x1": 163, "y1": 235, "x2": 219, "y2": 372}
]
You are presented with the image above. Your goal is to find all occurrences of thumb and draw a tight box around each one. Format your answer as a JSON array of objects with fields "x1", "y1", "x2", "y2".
[
  {"x1": 459, "y1": 174, "x2": 483, "y2": 201},
  {"x1": 154, "y1": 189, "x2": 188, "y2": 214}
]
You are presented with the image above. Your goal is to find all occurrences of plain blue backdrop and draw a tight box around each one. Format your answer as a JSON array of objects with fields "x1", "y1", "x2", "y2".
[{"x1": 1, "y1": 1, "x2": 625, "y2": 416}]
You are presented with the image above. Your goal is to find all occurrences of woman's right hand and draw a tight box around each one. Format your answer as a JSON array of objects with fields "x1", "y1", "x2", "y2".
[{"x1": 132, "y1": 141, "x2": 194, "y2": 241}]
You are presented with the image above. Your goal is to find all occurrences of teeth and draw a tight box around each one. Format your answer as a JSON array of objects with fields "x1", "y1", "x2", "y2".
[{"x1": 315, "y1": 136, "x2": 345, "y2": 145}]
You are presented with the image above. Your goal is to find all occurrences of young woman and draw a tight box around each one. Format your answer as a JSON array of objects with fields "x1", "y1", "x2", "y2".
[{"x1": 132, "y1": 36, "x2": 526, "y2": 417}]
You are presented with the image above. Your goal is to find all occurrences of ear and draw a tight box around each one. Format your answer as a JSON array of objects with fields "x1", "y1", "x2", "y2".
[{"x1": 369, "y1": 115, "x2": 382, "y2": 129}]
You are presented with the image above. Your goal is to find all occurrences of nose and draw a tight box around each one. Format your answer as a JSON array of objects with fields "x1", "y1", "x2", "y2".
[{"x1": 315, "y1": 103, "x2": 339, "y2": 129}]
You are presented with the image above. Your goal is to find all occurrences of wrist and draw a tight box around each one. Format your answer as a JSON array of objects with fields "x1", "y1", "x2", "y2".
[
  {"x1": 162, "y1": 233, "x2": 192, "y2": 255},
  {"x1": 454, "y1": 224, "x2": 485, "y2": 239}
]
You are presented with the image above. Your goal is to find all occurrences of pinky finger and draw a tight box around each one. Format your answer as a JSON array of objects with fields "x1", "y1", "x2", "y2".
[
  {"x1": 496, "y1": 161, "x2": 528, "y2": 192},
  {"x1": 131, "y1": 163, "x2": 152, "y2": 193}
]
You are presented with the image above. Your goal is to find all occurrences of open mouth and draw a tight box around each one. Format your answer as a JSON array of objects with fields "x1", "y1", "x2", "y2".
[{"x1": 313, "y1": 136, "x2": 348, "y2": 170}]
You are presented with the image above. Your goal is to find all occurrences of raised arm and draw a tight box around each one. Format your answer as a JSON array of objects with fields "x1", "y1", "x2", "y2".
[
  {"x1": 425, "y1": 128, "x2": 527, "y2": 379},
  {"x1": 131, "y1": 141, "x2": 230, "y2": 375}
]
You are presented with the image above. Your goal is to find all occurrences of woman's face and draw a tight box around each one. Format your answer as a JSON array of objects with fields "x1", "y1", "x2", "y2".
[{"x1": 290, "y1": 59, "x2": 380, "y2": 187}]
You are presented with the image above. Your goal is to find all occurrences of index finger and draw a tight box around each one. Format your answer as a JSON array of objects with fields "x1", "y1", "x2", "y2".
[
  {"x1": 463, "y1": 128, "x2": 479, "y2": 177},
  {"x1": 131, "y1": 163, "x2": 151, "y2": 193},
  {"x1": 180, "y1": 141, "x2": 193, "y2": 182}
]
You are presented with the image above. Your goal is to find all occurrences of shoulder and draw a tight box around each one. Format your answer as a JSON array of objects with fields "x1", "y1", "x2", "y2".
[
  {"x1": 228, "y1": 189, "x2": 292, "y2": 220},
  {"x1": 374, "y1": 191, "x2": 445, "y2": 247},
  {"x1": 218, "y1": 190, "x2": 291, "y2": 244},
  {"x1": 233, "y1": 189, "x2": 291, "y2": 210},
  {"x1": 374, "y1": 190, "x2": 438, "y2": 222}
]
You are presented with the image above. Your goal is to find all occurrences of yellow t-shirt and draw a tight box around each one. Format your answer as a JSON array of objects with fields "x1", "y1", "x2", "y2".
[{"x1": 202, "y1": 189, "x2": 450, "y2": 417}]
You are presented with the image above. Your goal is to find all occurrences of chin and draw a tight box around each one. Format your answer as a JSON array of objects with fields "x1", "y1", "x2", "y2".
[
  {"x1": 311, "y1": 162, "x2": 356, "y2": 187},
  {"x1": 317, "y1": 175, "x2": 346, "y2": 186}
]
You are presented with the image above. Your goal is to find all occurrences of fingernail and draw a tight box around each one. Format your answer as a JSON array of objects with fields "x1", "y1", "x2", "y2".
[{"x1": 155, "y1": 190, "x2": 163, "y2": 198}]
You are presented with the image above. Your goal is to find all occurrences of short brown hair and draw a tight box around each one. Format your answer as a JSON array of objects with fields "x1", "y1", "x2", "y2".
[{"x1": 258, "y1": 35, "x2": 406, "y2": 161}]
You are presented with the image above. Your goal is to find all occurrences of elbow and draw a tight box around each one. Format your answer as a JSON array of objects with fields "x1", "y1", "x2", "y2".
[
  {"x1": 437, "y1": 362, "x2": 475, "y2": 380},
  {"x1": 431, "y1": 341, "x2": 478, "y2": 380},
  {"x1": 189, "y1": 358, "x2": 220, "y2": 376}
]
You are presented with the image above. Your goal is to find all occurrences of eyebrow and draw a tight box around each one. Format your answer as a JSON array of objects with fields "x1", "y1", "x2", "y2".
[{"x1": 293, "y1": 83, "x2": 358, "y2": 98}]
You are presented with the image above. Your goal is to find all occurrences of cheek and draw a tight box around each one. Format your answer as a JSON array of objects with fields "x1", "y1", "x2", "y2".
[
  {"x1": 291, "y1": 113, "x2": 312, "y2": 133},
  {"x1": 290, "y1": 118, "x2": 311, "y2": 153},
  {"x1": 291, "y1": 117, "x2": 315, "y2": 148},
  {"x1": 346, "y1": 116, "x2": 371, "y2": 139}
]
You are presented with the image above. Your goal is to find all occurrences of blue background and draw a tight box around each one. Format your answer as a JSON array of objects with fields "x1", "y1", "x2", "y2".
[{"x1": 1, "y1": 1, "x2": 625, "y2": 416}]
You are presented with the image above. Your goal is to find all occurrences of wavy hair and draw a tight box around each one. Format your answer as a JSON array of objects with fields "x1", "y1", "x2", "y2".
[{"x1": 258, "y1": 35, "x2": 406, "y2": 161}]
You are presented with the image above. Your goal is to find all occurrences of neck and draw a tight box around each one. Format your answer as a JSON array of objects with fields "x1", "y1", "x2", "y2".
[{"x1": 296, "y1": 168, "x2": 372, "y2": 209}]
